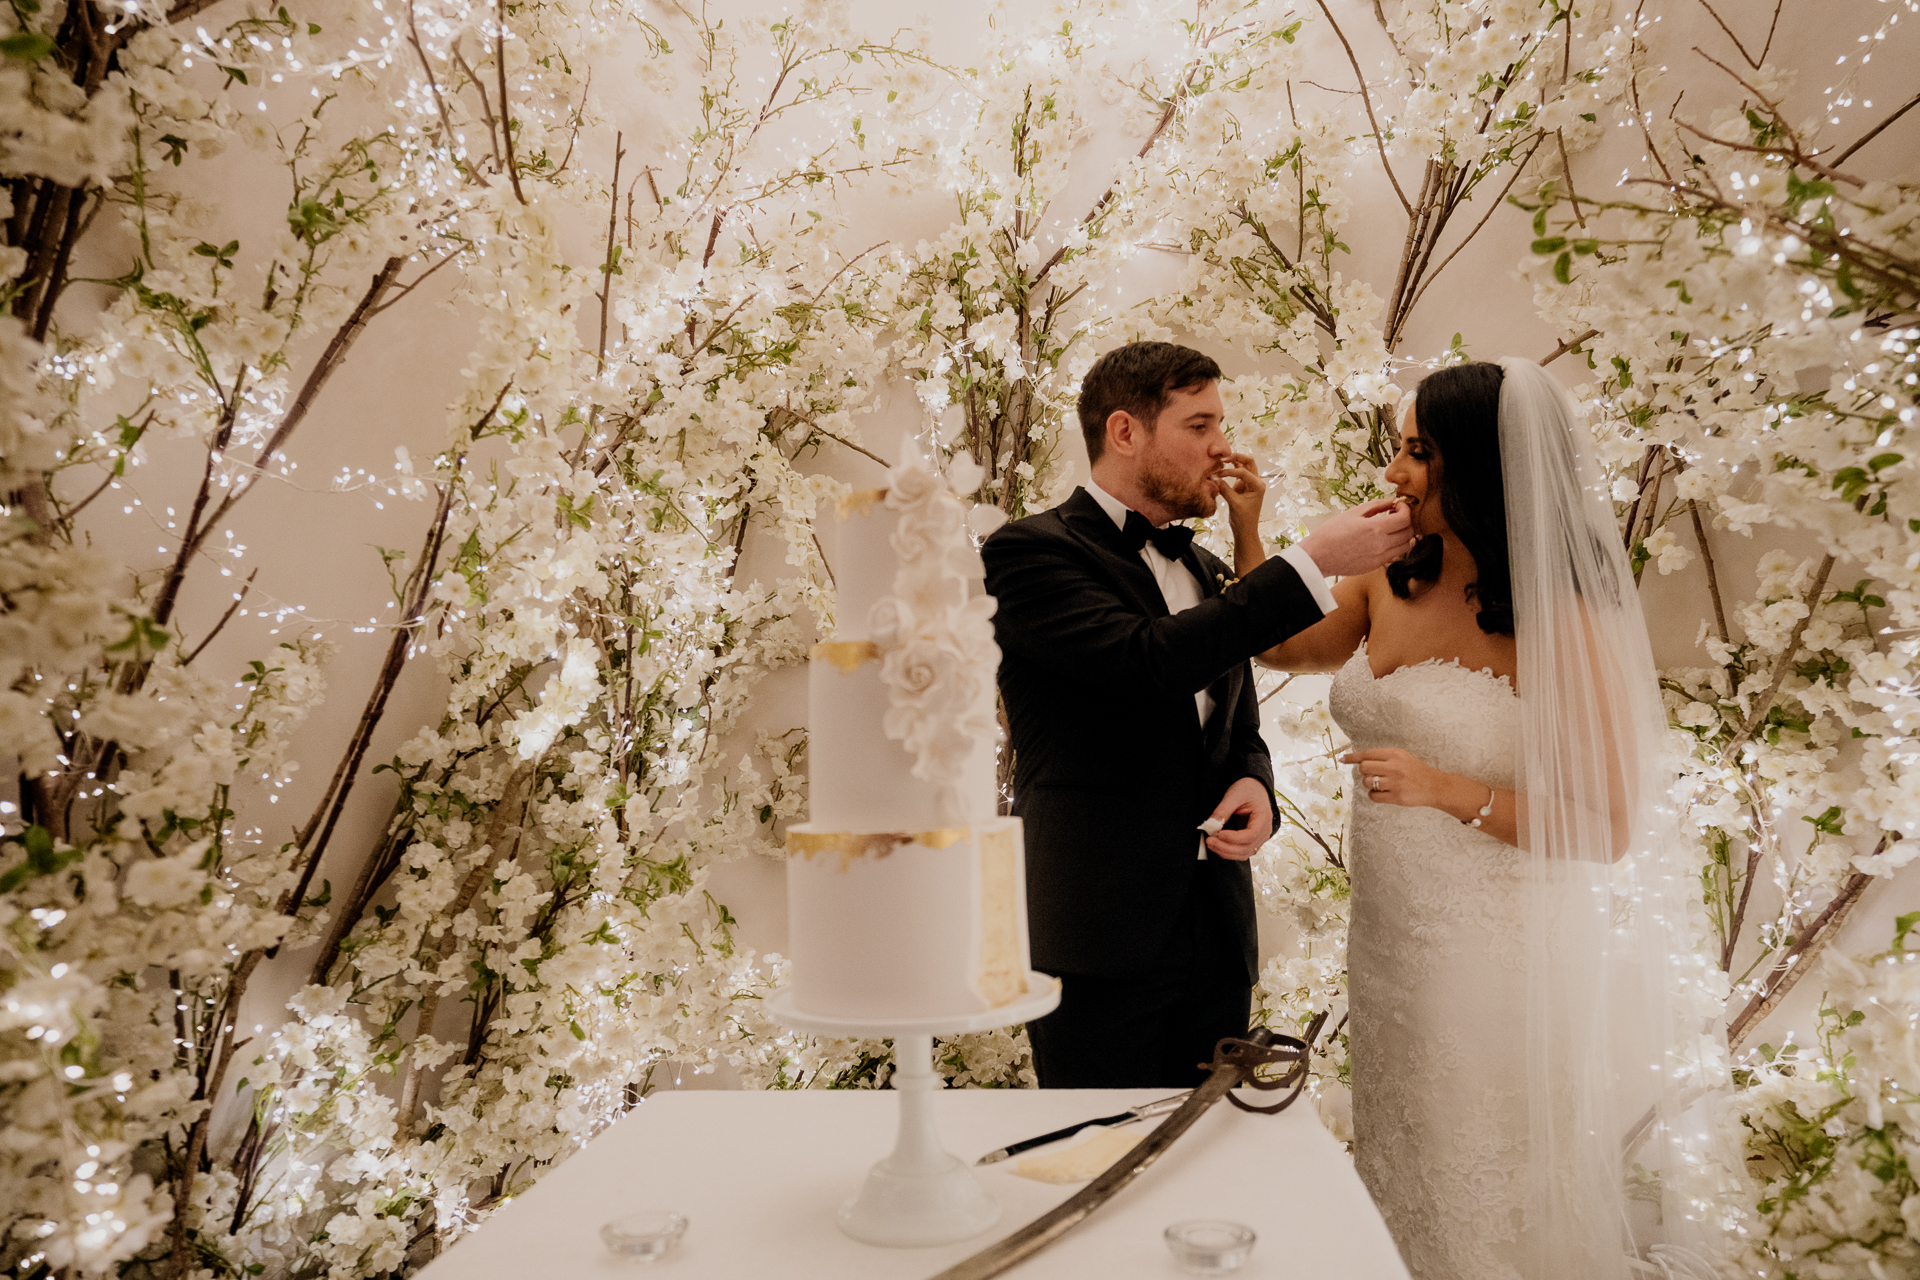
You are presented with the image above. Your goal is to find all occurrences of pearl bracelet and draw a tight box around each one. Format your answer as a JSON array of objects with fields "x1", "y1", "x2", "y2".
[{"x1": 1463, "y1": 785, "x2": 1495, "y2": 828}]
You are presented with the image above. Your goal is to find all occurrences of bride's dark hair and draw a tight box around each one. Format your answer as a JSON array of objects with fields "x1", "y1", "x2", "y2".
[{"x1": 1385, "y1": 361, "x2": 1514, "y2": 636}]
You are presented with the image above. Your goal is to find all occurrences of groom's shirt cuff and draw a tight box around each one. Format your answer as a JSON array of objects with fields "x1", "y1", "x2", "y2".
[{"x1": 1277, "y1": 543, "x2": 1338, "y2": 616}]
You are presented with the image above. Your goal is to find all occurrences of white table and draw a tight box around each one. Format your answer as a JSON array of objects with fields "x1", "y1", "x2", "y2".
[{"x1": 418, "y1": 1089, "x2": 1411, "y2": 1278}]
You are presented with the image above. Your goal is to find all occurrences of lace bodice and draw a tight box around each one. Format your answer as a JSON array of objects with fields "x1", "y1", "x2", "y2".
[
  {"x1": 1328, "y1": 643, "x2": 1517, "y2": 786},
  {"x1": 1328, "y1": 642, "x2": 1541, "y2": 1280}
]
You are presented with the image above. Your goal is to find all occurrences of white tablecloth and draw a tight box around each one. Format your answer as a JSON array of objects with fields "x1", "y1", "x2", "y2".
[{"x1": 418, "y1": 1088, "x2": 1411, "y2": 1278}]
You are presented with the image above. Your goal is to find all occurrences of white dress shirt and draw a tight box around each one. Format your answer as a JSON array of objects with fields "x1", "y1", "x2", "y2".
[{"x1": 1083, "y1": 480, "x2": 1337, "y2": 857}]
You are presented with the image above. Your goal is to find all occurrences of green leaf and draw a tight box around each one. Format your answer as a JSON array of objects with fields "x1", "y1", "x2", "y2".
[
  {"x1": 1552, "y1": 251, "x2": 1573, "y2": 285},
  {"x1": 1867, "y1": 452, "x2": 1902, "y2": 473},
  {"x1": 103, "y1": 614, "x2": 170, "y2": 656},
  {"x1": 1801, "y1": 805, "x2": 1845, "y2": 836},
  {"x1": 0, "y1": 826, "x2": 81, "y2": 893},
  {"x1": 1894, "y1": 910, "x2": 1920, "y2": 951},
  {"x1": 1831, "y1": 466, "x2": 1871, "y2": 501},
  {"x1": 1835, "y1": 258, "x2": 1861, "y2": 302},
  {"x1": 1611, "y1": 356, "x2": 1633, "y2": 388},
  {"x1": 1278, "y1": 18, "x2": 1302, "y2": 41},
  {"x1": 0, "y1": 31, "x2": 55, "y2": 61},
  {"x1": 569, "y1": 1020, "x2": 588, "y2": 1041},
  {"x1": 1786, "y1": 169, "x2": 1835, "y2": 207},
  {"x1": 1531, "y1": 237, "x2": 1567, "y2": 255},
  {"x1": 112, "y1": 414, "x2": 145, "y2": 476}
]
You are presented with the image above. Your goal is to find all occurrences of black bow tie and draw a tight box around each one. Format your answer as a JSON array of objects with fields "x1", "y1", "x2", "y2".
[{"x1": 1121, "y1": 509, "x2": 1194, "y2": 560}]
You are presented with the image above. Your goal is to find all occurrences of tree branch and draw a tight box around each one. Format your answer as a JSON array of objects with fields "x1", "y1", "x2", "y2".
[
  {"x1": 1313, "y1": 0, "x2": 1411, "y2": 216},
  {"x1": 1689, "y1": 498, "x2": 1730, "y2": 644},
  {"x1": 182, "y1": 568, "x2": 259, "y2": 665},
  {"x1": 165, "y1": 0, "x2": 227, "y2": 22},
  {"x1": 1717, "y1": 554, "x2": 1834, "y2": 768},
  {"x1": 597, "y1": 133, "x2": 625, "y2": 376},
  {"x1": 1032, "y1": 58, "x2": 1199, "y2": 284},
  {"x1": 1831, "y1": 88, "x2": 1920, "y2": 168},
  {"x1": 1726, "y1": 864, "x2": 1878, "y2": 1052},
  {"x1": 1691, "y1": 0, "x2": 1776, "y2": 70},
  {"x1": 495, "y1": 0, "x2": 526, "y2": 203},
  {"x1": 406, "y1": 0, "x2": 487, "y2": 188},
  {"x1": 1402, "y1": 138, "x2": 1543, "y2": 322},
  {"x1": 1723, "y1": 795, "x2": 1775, "y2": 972},
  {"x1": 1540, "y1": 328, "x2": 1599, "y2": 366}
]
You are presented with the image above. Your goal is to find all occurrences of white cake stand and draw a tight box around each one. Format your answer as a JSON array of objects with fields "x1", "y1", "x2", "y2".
[{"x1": 767, "y1": 972, "x2": 1061, "y2": 1248}]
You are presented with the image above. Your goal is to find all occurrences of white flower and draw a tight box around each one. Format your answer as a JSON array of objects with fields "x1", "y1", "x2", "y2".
[
  {"x1": 513, "y1": 639, "x2": 602, "y2": 759},
  {"x1": 1673, "y1": 468, "x2": 1715, "y2": 502},
  {"x1": 123, "y1": 848, "x2": 208, "y2": 908},
  {"x1": 1644, "y1": 526, "x2": 1692, "y2": 575}
]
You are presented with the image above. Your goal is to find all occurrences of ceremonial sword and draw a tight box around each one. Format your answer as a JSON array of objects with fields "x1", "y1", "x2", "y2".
[{"x1": 926, "y1": 1015, "x2": 1325, "y2": 1280}]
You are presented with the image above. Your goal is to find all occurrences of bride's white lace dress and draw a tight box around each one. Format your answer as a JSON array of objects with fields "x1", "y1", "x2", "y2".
[{"x1": 1328, "y1": 641, "x2": 1531, "y2": 1280}]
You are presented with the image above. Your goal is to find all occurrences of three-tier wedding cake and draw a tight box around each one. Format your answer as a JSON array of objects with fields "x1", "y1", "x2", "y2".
[{"x1": 784, "y1": 447, "x2": 1032, "y2": 1021}]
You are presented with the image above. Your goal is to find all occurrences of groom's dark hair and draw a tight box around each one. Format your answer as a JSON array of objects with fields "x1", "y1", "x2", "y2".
[{"x1": 1078, "y1": 342, "x2": 1222, "y2": 464}]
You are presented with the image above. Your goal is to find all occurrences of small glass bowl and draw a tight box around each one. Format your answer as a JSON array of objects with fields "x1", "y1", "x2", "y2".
[
  {"x1": 1164, "y1": 1219, "x2": 1256, "y2": 1275},
  {"x1": 600, "y1": 1210, "x2": 688, "y2": 1261}
]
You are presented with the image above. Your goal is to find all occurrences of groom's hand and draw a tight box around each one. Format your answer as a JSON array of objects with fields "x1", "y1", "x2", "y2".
[
  {"x1": 1204, "y1": 777, "x2": 1275, "y2": 860},
  {"x1": 1296, "y1": 497, "x2": 1414, "y2": 577}
]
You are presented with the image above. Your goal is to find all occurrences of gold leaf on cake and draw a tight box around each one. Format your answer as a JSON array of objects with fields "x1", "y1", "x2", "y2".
[
  {"x1": 785, "y1": 826, "x2": 970, "y2": 871},
  {"x1": 811, "y1": 640, "x2": 881, "y2": 673},
  {"x1": 835, "y1": 487, "x2": 888, "y2": 518},
  {"x1": 977, "y1": 823, "x2": 1026, "y2": 1006}
]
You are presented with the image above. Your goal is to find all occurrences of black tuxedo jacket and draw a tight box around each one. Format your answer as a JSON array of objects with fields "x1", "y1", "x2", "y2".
[{"x1": 982, "y1": 487, "x2": 1329, "y2": 982}]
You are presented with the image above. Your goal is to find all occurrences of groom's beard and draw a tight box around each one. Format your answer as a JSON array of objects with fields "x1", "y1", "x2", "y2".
[{"x1": 1137, "y1": 448, "x2": 1218, "y2": 521}]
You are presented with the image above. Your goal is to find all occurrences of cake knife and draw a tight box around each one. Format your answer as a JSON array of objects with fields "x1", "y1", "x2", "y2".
[{"x1": 973, "y1": 1091, "x2": 1190, "y2": 1166}]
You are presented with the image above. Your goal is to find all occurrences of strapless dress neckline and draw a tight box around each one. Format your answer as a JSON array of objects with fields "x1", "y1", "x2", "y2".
[{"x1": 1358, "y1": 637, "x2": 1516, "y2": 697}]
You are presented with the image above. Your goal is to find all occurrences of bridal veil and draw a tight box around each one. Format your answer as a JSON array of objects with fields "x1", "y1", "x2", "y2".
[{"x1": 1496, "y1": 357, "x2": 1721, "y2": 1277}]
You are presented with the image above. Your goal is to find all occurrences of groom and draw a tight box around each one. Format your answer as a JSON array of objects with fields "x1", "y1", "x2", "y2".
[{"x1": 983, "y1": 341, "x2": 1412, "y2": 1088}]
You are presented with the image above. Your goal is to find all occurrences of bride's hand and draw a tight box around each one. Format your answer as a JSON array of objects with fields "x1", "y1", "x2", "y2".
[
  {"x1": 1339, "y1": 747, "x2": 1455, "y2": 811},
  {"x1": 1218, "y1": 451, "x2": 1267, "y2": 577},
  {"x1": 1217, "y1": 451, "x2": 1266, "y2": 533}
]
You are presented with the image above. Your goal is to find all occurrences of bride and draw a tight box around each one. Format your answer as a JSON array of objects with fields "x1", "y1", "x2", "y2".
[{"x1": 1222, "y1": 359, "x2": 1709, "y2": 1279}]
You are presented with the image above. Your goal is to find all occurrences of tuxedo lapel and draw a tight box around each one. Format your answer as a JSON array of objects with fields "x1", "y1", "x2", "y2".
[{"x1": 1057, "y1": 488, "x2": 1167, "y2": 618}]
